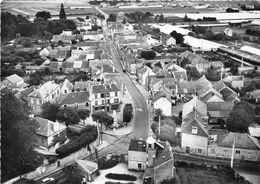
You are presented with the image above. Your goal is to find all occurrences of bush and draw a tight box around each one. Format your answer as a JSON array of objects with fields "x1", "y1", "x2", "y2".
[
  {"x1": 123, "y1": 104, "x2": 133, "y2": 123},
  {"x1": 105, "y1": 173, "x2": 137, "y2": 181},
  {"x1": 141, "y1": 50, "x2": 156, "y2": 60},
  {"x1": 98, "y1": 155, "x2": 120, "y2": 170},
  {"x1": 55, "y1": 125, "x2": 98, "y2": 158},
  {"x1": 92, "y1": 111, "x2": 114, "y2": 126}
]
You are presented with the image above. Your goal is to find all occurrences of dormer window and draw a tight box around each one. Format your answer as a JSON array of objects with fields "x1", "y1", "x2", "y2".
[{"x1": 192, "y1": 126, "x2": 198, "y2": 134}]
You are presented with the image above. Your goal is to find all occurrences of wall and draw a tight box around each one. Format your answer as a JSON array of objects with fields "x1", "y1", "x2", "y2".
[
  {"x1": 154, "y1": 159, "x2": 174, "y2": 184},
  {"x1": 209, "y1": 146, "x2": 260, "y2": 161},
  {"x1": 128, "y1": 150, "x2": 147, "y2": 170},
  {"x1": 181, "y1": 133, "x2": 208, "y2": 156},
  {"x1": 154, "y1": 98, "x2": 172, "y2": 116}
]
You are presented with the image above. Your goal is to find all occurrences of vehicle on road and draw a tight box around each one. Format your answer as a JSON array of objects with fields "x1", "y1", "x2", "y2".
[{"x1": 41, "y1": 177, "x2": 55, "y2": 184}]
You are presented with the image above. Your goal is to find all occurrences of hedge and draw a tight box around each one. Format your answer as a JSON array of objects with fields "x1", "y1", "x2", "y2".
[
  {"x1": 105, "y1": 173, "x2": 137, "y2": 181},
  {"x1": 123, "y1": 104, "x2": 133, "y2": 123},
  {"x1": 56, "y1": 125, "x2": 98, "y2": 158},
  {"x1": 98, "y1": 155, "x2": 119, "y2": 170}
]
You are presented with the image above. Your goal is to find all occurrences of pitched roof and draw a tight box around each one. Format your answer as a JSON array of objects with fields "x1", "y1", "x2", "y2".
[
  {"x1": 92, "y1": 83, "x2": 120, "y2": 94},
  {"x1": 5, "y1": 74, "x2": 23, "y2": 85},
  {"x1": 28, "y1": 81, "x2": 60, "y2": 99},
  {"x1": 249, "y1": 89, "x2": 260, "y2": 98},
  {"x1": 206, "y1": 102, "x2": 234, "y2": 111},
  {"x1": 173, "y1": 71, "x2": 188, "y2": 80},
  {"x1": 35, "y1": 117, "x2": 66, "y2": 137},
  {"x1": 181, "y1": 111, "x2": 209, "y2": 137},
  {"x1": 196, "y1": 75, "x2": 212, "y2": 91},
  {"x1": 213, "y1": 81, "x2": 226, "y2": 92},
  {"x1": 21, "y1": 86, "x2": 35, "y2": 97},
  {"x1": 154, "y1": 91, "x2": 171, "y2": 103},
  {"x1": 103, "y1": 64, "x2": 119, "y2": 74},
  {"x1": 182, "y1": 96, "x2": 207, "y2": 118},
  {"x1": 129, "y1": 139, "x2": 147, "y2": 152},
  {"x1": 76, "y1": 41, "x2": 100, "y2": 47},
  {"x1": 59, "y1": 91, "x2": 90, "y2": 105},
  {"x1": 76, "y1": 159, "x2": 98, "y2": 174},
  {"x1": 248, "y1": 126, "x2": 260, "y2": 138},
  {"x1": 154, "y1": 144, "x2": 173, "y2": 168},
  {"x1": 74, "y1": 81, "x2": 91, "y2": 91},
  {"x1": 177, "y1": 81, "x2": 197, "y2": 94},
  {"x1": 180, "y1": 51, "x2": 209, "y2": 64},
  {"x1": 217, "y1": 132, "x2": 260, "y2": 150}
]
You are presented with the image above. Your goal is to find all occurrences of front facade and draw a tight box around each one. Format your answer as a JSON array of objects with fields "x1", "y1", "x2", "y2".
[
  {"x1": 154, "y1": 97, "x2": 172, "y2": 116},
  {"x1": 89, "y1": 83, "x2": 122, "y2": 112},
  {"x1": 59, "y1": 91, "x2": 90, "y2": 110},
  {"x1": 28, "y1": 81, "x2": 61, "y2": 113},
  {"x1": 128, "y1": 139, "x2": 147, "y2": 171}
]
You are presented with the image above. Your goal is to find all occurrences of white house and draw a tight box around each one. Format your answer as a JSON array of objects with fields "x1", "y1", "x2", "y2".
[
  {"x1": 128, "y1": 139, "x2": 147, "y2": 171},
  {"x1": 146, "y1": 34, "x2": 161, "y2": 46},
  {"x1": 60, "y1": 79, "x2": 73, "y2": 94},
  {"x1": 35, "y1": 117, "x2": 67, "y2": 148},
  {"x1": 28, "y1": 81, "x2": 61, "y2": 113},
  {"x1": 137, "y1": 67, "x2": 155, "y2": 86},
  {"x1": 181, "y1": 110, "x2": 209, "y2": 156},
  {"x1": 2, "y1": 74, "x2": 25, "y2": 87},
  {"x1": 89, "y1": 83, "x2": 122, "y2": 112},
  {"x1": 153, "y1": 91, "x2": 172, "y2": 116},
  {"x1": 223, "y1": 75, "x2": 244, "y2": 90}
]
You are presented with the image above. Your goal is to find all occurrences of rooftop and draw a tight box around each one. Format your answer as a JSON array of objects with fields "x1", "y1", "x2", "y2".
[
  {"x1": 128, "y1": 139, "x2": 147, "y2": 152},
  {"x1": 59, "y1": 91, "x2": 90, "y2": 105}
]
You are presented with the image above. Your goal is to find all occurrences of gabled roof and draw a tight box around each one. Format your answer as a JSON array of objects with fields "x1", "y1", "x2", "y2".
[
  {"x1": 76, "y1": 41, "x2": 100, "y2": 47},
  {"x1": 92, "y1": 83, "x2": 120, "y2": 94},
  {"x1": 154, "y1": 144, "x2": 173, "y2": 168},
  {"x1": 76, "y1": 159, "x2": 98, "y2": 174},
  {"x1": 128, "y1": 139, "x2": 146, "y2": 152},
  {"x1": 154, "y1": 91, "x2": 171, "y2": 103},
  {"x1": 59, "y1": 91, "x2": 90, "y2": 105},
  {"x1": 182, "y1": 96, "x2": 207, "y2": 118},
  {"x1": 206, "y1": 102, "x2": 234, "y2": 111},
  {"x1": 180, "y1": 51, "x2": 209, "y2": 64},
  {"x1": 220, "y1": 87, "x2": 237, "y2": 100},
  {"x1": 28, "y1": 81, "x2": 60, "y2": 99},
  {"x1": 217, "y1": 132, "x2": 260, "y2": 150},
  {"x1": 61, "y1": 79, "x2": 73, "y2": 91},
  {"x1": 177, "y1": 81, "x2": 197, "y2": 94},
  {"x1": 173, "y1": 71, "x2": 188, "y2": 80},
  {"x1": 35, "y1": 117, "x2": 66, "y2": 137},
  {"x1": 102, "y1": 64, "x2": 119, "y2": 74},
  {"x1": 5, "y1": 74, "x2": 23, "y2": 85},
  {"x1": 21, "y1": 86, "x2": 35, "y2": 97},
  {"x1": 196, "y1": 75, "x2": 212, "y2": 91},
  {"x1": 213, "y1": 81, "x2": 226, "y2": 92},
  {"x1": 181, "y1": 111, "x2": 209, "y2": 137}
]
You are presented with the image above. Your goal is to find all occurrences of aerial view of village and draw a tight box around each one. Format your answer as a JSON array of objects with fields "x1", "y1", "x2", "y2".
[{"x1": 1, "y1": 0, "x2": 260, "y2": 183}]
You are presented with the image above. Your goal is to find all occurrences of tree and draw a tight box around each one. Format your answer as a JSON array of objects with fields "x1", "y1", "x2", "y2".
[
  {"x1": 186, "y1": 66, "x2": 202, "y2": 80},
  {"x1": 123, "y1": 104, "x2": 133, "y2": 124},
  {"x1": 141, "y1": 50, "x2": 156, "y2": 60},
  {"x1": 92, "y1": 111, "x2": 114, "y2": 129},
  {"x1": 41, "y1": 102, "x2": 60, "y2": 121},
  {"x1": 170, "y1": 31, "x2": 184, "y2": 44},
  {"x1": 227, "y1": 108, "x2": 251, "y2": 133},
  {"x1": 154, "y1": 108, "x2": 163, "y2": 122},
  {"x1": 59, "y1": 3, "x2": 66, "y2": 20},
  {"x1": 78, "y1": 109, "x2": 90, "y2": 120},
  {"x1": 160, "y1": 178, "x2": 175, "y2": 184},
  {"x1": 107, "y1": 13, "x2": 117, "y2": 22},
  {"x1": 2, "y1": 92, "x2": 43, "y2": 182},
  {"x1": 35, "y1": 11, "x2": 51, "y2": 20},
  {"x1": 28, "y1": 72, "x2": 43, "y2": 86},
  {"x1": 56, "y1": 108, "x2": 80, "y2": 126}
]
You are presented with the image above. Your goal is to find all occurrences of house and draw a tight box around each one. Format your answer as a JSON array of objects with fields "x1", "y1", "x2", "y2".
[
  {"x1": 76, "y1": 160, "x2": 99, "y2": 182},
  {"x1": 2, "y1": 74, "x2": 25, "y2": 87},
  {"x1": 248, "y1": 89, "x2": 260, "y2": 103},
  {"x1": 28, "y1": 81, "x2": 61, "y2": 113},
  {"x1": 59, "y1": 91, "x2": 90, "y2": 110},
  {"x1": 74, "y1": 80, "x2": 100, "y2": 92},
  {"x1": 35, "y1": 117, "x2": 67, "y2": 148},
  {"x1": 166, "y1": 37, "x2": 176, "y2": 47},
  {"x1": 179, "y1": 51, "x2": 210, "y2": 73},
  {"x1": 172, "y1": 71, "x2": 188, "y2": 81},
  {"x1": 206, "y1": 102, "x2": 234, "y2": 123},
  {"x1": 76, "y1": 41, "x2": 100, "y2": 50},
  {"x1": 60, "y1": 79, "x2": 73, "y2": 94},
  {"x1": 128, "y1": 139, "x2": 147, "y2": 171},
  {"x1": 208, "y1": 132, "x2": 260, "y2": 161},
  {"x1": 182, "y1": 96, "x2": 208, "y2": 120},
  {"x1": 248, "y1": 126, "x2": 260, "y2": 139},
  {"x1": 181, "y1": 110, "x2": 209, "y2": 156},
  {"x1": 153, "y1": 91, "x2": 172, "y2": 116},
  {"x1": 223, "y1": 75, "x2": 244, "y2": 90},
  {"x1": 20, "y1": 86, "x2": 35, "y2": 103},
  {"x1": 137, "y1": 67, "x2": 155, "y2": 86},
  {"x1": 213, "y1": 81, "x2": 240, "y2": 103},
  {"x1": 176, "y1": 81, "x2": 197, "y2": 100},
  {"x1": 89, "y1": 83, "x2": 121, "y2": 112},
  {"x1": 198, "y1": 85, "x2": 224, "y2": 103},
  {"x1": 146, "y1": 34, "x2": 161, "y2": 46}
]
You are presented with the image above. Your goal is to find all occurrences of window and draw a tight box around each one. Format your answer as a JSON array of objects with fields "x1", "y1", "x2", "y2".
[
  {"x1": 95, "y1": 94, "x2": 98, "y2": 99},
  {"x1": 106, "y1": 99, "x2": 110, "y2": 104},
  {"x1": 95, "y1": 101, "x2": 98, "y2": 106},
  {"x1": 52, "y1": 93, "x2": 54, "y2": 99},
  {"x1": 86, "y1": 102, "x2": 89, "y2": 106},
  {"x1": 236, "y1": 150, "x2": 240, "y2": 154},
  {"x1": 198, "y1": 149, "x2": 202, "y2": 153},
  {"x1": 191, "y1": 126, "x2": 198, "y2": 134},
  {"x1": 33, "y1": 99, "x2": 37, "y2": 104},
  {"x1": 102, "y1": 100, "x2": 105, "y2": 105},
  {"x1": 106, "y1": 93, "x2": 110, "y2": 97},
  {"x1": 57, "y1": 90, "x2": 59, "y2": 95},
  {"x1": 101, "y1": 93, "x2": 105, "y2": 98},
  {"x1": 64, "y1": 90, "x2": 67, "y2": 94},
  {"x1": 115, "y1": 92, "x2": 118, "y2": 97}
]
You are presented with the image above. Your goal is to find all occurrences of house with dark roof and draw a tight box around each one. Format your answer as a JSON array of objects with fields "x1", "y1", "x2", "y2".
[
  {"x1": 59, "y1": 91, "x2": 90, "y2": 110},
  {"x1": 213, "y1": 81, "x2": 240, "y2": 104},
  {"x1": 206, "y1": 102, "x2": 234, "y2": 122},
  {"x1": 179, "y1": 51, "x2": 210, "y2": 73},
  {"x1": 137, "y1": 66, "x2": 156, "y2": 86},
  {"x1": 89, "y1": 83, "x2": 121, "y2": 112},
  {"x1": 181, "y1": 110, "x2": 209, "y2": 156},
  {"x1": 208, "y1": 132, "x2": 260, "y2": 161},
  {"x1": 128, "y1": 139, "x2": 147, "y2": 171},
  {"x1": 20, "y1": 86, "x2": 35, "y2": 103},
  {"x1": 144, "y1": 138, "x2": 175, "y2": 184},
  {"x1": 76, "y1": 159, "x2": 99, "y2": 182},
  {"x1": 35, "y1": 117, "x2": 67, "y2": 148}
]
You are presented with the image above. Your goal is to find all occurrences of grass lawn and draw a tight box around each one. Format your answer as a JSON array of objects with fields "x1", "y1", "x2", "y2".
[{"x1": 177, "y1": 166, "x2": 238, "y2": 184}]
